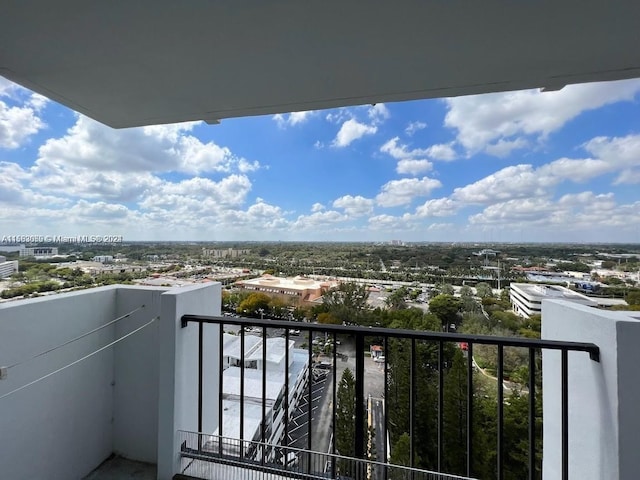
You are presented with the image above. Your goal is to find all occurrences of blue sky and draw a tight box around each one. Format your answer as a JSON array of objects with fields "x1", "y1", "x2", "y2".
[{"x1": 1, "y1": 76, "x2": 640, "y2": 243}]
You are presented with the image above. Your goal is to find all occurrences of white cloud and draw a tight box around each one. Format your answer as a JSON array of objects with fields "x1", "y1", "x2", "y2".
[
  {"x1": 368, "y1": 104, "x2": 390, "y2": 124},
  {"x1": 380, "y1": 137, "x2": 429, "y2": 160},
  {"x1": 332, "y1": 195, "x2": 374, "y2": 217},
  {"x1": 405, "y1": 121, "x2": 427, "y2": 136},
  {"x1": 311, "y1": 202, "x2": 325, "y2": 212},
  {"x1": 467, "y1": 192, "x2": 637, "y2": 233},
  {"x1": 396, "y1": 159, "x2": 433, "y2": 175},
  {"x1": 376, "y1": 177, "x2": 442, "y2": 207},
  {"x1": 0, "y1": 99, "x2": 46, "y2": 149},
  {"x1": 37, "y1": 115, "x2": 251, "y2": 175},
  {"x1": 332, "y1": 119, "x2": 377, "y2": 147},
  {"x1": 293, "y1": 210, "x2": 348, "y2": 230},
  {"x1": 453, "y1": 164, "x2": 552, "y2": 205},
  {"x1": 425, "y1": 143, "x2": 457, "y2": 161},
  {"x1": 445, "y1": 78, "x2": 640, "y2": 156},
  {"x1": 614, "y1": 169, "x2": 640, "y2": 185},
  {"x1": 415, "y1": 198, "x2": 460, "y2": 218},
  {"x1": 273, "y1": 110, "x2": 315, "y2": 128},
  {"x1": 484, "y1": 138, "x2": 529, "y2": 158},
  {"x1": 380, "y1": 137, "x2": 456, "y2": 166},
  {"x1": 238, "y1": 159, "x2": 261, "y2": 173}
]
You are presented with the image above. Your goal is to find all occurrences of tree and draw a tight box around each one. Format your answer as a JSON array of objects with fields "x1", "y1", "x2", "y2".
[
  {"x1": 323, "y1": 282, "x2": 370, "y2": 325},
  {"x1": 237, "y1": 292, "x2": 271, "y2": 315},
  {"x1": 475, "y1": 282, "x2": 493, "y2": 299},
  {"x1": 385, "y1": 287, "x2": 408, "y2": 310},
  {"x1": 440, "y1": 283, "x2": 455, "y2": 295},
  {"x1": 317, "y1": 312, "x2": 341, "y2": 325},
  {"x1": 428, "y1": 294, "x2": 461, "y2": 328},
  {"x1": 335, "y1": 368, "x2": 358, "y2": 477}
]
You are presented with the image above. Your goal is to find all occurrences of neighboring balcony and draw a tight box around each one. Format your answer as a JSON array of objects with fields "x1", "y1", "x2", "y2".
[{"x1": 1, "y1": 284, "x2": 638, "y2": 479}]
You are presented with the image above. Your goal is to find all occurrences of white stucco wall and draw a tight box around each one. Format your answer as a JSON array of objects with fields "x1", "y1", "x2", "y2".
[
  {"x1": 0, "y1": 287, "x2": 118, "y2": 480},
  {"x1": 157, "y1": 282, "x2": 221, "y2": 480},
  {"x1": 112, "y1": 286, "x2": 165, "y2": 463},
  {"x1": 542, "y1": 300, "x2": 640, "y2": 480},
  {"x1": 0, "y1": 282, "x2": 221, "y2": 480}
]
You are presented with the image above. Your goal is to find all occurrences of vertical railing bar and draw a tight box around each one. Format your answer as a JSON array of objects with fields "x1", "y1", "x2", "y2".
[
  {"x1": 284, "y1": 328, "x2": 290, "y2": 449},
  {"x1": 218, "y1": 323, "x2": 224, "y2": 456},
  {"x1": 198, "y1": 321, "x2": 203, "y2": 452},
  {"x1": 261, "y1": 325, "x2": 267, "y2": 465},
  {"x1": 240, "y1": 326, "x2": 245, "y2": 459},
  {"x1": 562, "y1": 349, "x2": 569, "y2": 480},
  {"x1": 438, "y1": 340, "x2": 444, "y2": 472},
  {"x1": 410, "y1": 337, "x2": 416, "y2": 469},
  {"x1": 384, "y1": 336, "x2": 389, "y2": 468},
  {"x1": 466, "y1": 342, "x2": 474, "y2": 477},
  {"x1": 332, "y1": 331, "x2": 338, "y2": 478},
  {"x1": 308, "y1": 329, "x2": 313, "y2": 471},
  {"x1": 528, "y1": 347, "x2": 537, "y2": 480},
  {"x1": 497, "y1": 344, "x2": 504, "y2": 480},
  {"x1": 355, "y1": 332, "x2": 365, "y2": 459}
]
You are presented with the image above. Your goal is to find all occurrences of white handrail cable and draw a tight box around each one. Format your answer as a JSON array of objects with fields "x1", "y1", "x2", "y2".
[
  {"x1": 6, "y1": 304, "x2": 146, "y2": 369},
  {"x1": 0, "y1": 316, "x2": 158, "y2": 401}
]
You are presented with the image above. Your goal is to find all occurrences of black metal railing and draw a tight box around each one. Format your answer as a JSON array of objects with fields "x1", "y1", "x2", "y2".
[
  {"x1": 180, "y1": 315, "x2": 599, "y2": 480},
  {"x1": 178, "y1": 431, "x2": 476, "y2": 480}
]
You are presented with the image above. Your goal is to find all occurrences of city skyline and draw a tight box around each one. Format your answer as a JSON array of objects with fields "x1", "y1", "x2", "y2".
[{"x1": 2, "y1": 76, "x2": 640, "y2": 243}]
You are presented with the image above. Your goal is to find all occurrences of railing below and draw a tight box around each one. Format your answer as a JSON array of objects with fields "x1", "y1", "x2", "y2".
[{"x1": 177, "y1": 431, "x2": 477, "y2": 480}]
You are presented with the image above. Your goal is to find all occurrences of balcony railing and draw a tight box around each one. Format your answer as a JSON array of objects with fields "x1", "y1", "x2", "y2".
[
  {"x1": 180, "y1": 314, "x2": 599, "y2": 480},
  {"x1": 177, "y1": 431, "x2": 475, "y2": 480}
]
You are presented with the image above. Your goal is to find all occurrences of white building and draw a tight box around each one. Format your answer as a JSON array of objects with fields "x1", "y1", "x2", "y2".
[
  {"x1": 92, "y1": 255, "x2": 114, "y2": 263},
  {"x1": 202, "y1": 248, "x2": 251, "y2": 258},
  {"x1": 0, "y1": 256, "x2": 19, "y2": 279},
  {"x1": 215, "y1": 333, "x2": 309, "y2": 457},
  {"x1": 510, "y1": 283, "x2": 597, "y2": 318},
  {"x1": 20, "y1": 246, "x2": 59, "y2": 257}
]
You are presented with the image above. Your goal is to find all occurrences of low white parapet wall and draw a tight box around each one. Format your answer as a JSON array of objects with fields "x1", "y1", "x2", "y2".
[{"x1": 542, "y1": 299, "x2": 640, "y2": 480}]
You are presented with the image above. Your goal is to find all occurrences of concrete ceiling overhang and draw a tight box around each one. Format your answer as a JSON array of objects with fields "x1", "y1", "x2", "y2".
[{"x1": 2, "y1": 1, "x2": 640, "y2": 128}]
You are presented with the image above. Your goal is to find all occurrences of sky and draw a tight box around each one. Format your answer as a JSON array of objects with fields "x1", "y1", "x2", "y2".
[{"x1": 1, "y1": 76, "x2": 640, "y2": 243}]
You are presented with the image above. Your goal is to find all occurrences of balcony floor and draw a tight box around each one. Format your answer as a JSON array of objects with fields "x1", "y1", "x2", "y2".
[{"x1": 83, "y1": 455, "x2": 156, "y2": 480}]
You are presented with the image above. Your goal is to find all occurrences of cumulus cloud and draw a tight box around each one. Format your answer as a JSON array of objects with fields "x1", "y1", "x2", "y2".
[
  {"x1": 273, "y1": 110, "x2": 315, "y2": 128},
  {"x1": 311, "y1": 202, "x2": 325, "y2": 212},
  {"x1": 293, "y1": 210, "x2": 348, "y2": 229},
  {"x1": 405, "y1": 121, "x2": 427, "y2": 136},
  {"x1": 332, "y1": 195, "x2": 374, "y2": 217},
  {"x1": 0, "y1": 98, "x2": 46, "y2": 149},
  {"x1": 452, "y1": 164, "x2": 551, "y2": 205},
  {"x1": 376, "y1": 177, "x2": 442, "y2": 207},
  {"x1": 415, "y1": 198, "x2": 460, "y2": 218},
  {"x1": 37, "y1": 115, "x2": 255, "y2": 175},
  {"x1": 396, "y1": 159, "x2": 433, "y2": 175},
  {"x1": 380, "y1": 137, "x2": 456, "y2": 168},
  {"x1": 368, "y1": 104, "x2": 390, "y2": 124},
  {"x1": 444, "y1": 78, "x2": 640, "y2": 156},
  {"x1": 332, "y1": 119, "x2": 377, "y2": 147}
]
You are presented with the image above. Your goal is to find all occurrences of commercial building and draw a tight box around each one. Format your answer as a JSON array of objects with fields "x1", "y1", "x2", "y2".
[
  {"x1": 0, "y1": 256, "x2": 19, "y2": 279},
  {"x1": 510, "y1": 282, "x2": 597, "y2": 318},
  {"x1": 214, "y1": 333, "x2": 309, "y2": 457},
  {"x1": 237, "y1": 275, "x2": 338, "y2": 303},
  {"x1": 20, "y1": 246, "x2": 59, "y2": 258},
  {"x1": 202, "y1": 248, "x2": 251, "y2": 258}
]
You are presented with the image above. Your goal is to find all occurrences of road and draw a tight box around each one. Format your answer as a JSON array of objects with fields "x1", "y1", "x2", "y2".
[{"x1": 370, "y1": 396, "x2": 386, "y2": 480}]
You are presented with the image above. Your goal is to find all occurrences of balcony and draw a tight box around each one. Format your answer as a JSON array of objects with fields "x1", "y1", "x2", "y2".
[{"x1": 1, "y1": 283, "x2": 638, "y2": 479}]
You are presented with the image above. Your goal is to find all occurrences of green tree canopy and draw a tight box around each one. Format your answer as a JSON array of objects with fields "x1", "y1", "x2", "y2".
[{"x1": 428, "y1": 294, "x2": 461, "y2": 327}]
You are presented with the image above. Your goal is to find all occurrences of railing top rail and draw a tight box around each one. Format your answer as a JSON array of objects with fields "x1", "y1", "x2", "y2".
[{"x1": 181, "y1": 314, "x2": 599, "y2": 361}]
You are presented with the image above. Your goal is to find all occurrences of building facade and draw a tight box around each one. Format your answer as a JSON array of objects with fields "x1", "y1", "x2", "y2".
[
  {"x1": 510, "y1": 282, "x2": 597, "y2": 318},
  {"x1": 0, "y1": 256, "x2": 19, "y2": 279},
  {"x1": 237, "y1": 275, "x2": 338, "y2": 303}
]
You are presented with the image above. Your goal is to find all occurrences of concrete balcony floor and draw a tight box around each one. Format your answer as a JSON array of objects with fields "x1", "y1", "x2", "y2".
[{"x1": 83, "y1": 456, "x2": 156, "y2": 480}]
